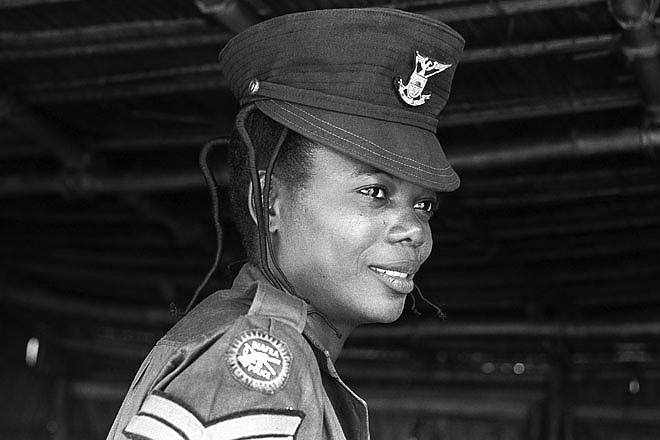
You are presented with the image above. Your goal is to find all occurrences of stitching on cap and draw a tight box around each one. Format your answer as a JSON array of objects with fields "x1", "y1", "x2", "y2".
[
  {"x1": 259, "y1": 83, "x2": 438, "y2": 129},
  {"x1": 264, "y1": 101, "x2": 455, "y2": 180},
  {"x1": 273, "y1": 107, "x2": 445, "y2": 182},
  {"x1": 283, "y1": 102, "x2": 451, "y2": 172},
  {"x1": 273, "y1": 101, "x2": 454, "y2": 178}
]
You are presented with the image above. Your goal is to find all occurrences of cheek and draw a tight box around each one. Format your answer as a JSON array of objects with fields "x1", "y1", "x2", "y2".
[
  {"x1": 421, "y1": 224, "x2": 433, "y2": 261},
  {"x1": 327, "y1": 206, "x2": 379, "y2": 249},
  {"x1": 284, "y1": 199, "x2": 376, "y2": 270},
  {"x1": 315, "y1": 208, "x2": 373, "y2": 261}
]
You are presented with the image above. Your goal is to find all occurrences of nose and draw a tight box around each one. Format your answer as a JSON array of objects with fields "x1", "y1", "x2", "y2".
[{"x1": 385, "y1": 208, "x2": 427, "y2": 248}]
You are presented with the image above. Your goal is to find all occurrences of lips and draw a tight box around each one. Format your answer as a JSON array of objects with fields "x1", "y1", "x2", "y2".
[
  {"x1": 371, "y1": 267, "x2": 411, "y2": 279},
  {"x1": 368, "y1": 261, "x2": 419, "y2": 294}
]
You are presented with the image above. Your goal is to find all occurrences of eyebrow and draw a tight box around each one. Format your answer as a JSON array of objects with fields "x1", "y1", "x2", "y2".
[{"x1": 350, "y1": 163, "x2": 438, "y2": 200}]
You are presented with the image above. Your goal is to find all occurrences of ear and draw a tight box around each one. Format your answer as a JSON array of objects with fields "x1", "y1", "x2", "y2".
[{"x1": 247, "y1": 171, "x2": 282, "y2": 233}]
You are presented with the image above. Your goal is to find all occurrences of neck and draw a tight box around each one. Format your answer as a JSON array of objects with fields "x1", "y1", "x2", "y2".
[
  {"x1": 304, "y1": 308, "x2": 354, "y2": 362},
  {"x1": 259, "y1": 254, "x2": 355, "y2": 362}
]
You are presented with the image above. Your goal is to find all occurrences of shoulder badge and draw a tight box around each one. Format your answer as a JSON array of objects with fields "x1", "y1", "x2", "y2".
[
  {"x1": 397, "y1": 51, "x2": 451, "y2": 107},
  {"x1": 227, "y1": 329, "x2": 292, "y2": 394}
]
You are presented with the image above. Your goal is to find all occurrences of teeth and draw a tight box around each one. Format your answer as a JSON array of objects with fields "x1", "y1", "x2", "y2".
[{"x1": 373, "y1": 267, "x2": 409, "y2": 279}]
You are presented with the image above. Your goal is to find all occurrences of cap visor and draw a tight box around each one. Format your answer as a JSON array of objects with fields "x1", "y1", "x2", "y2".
[{"x1": 256, "y1": 99, "x2": 459, "y2": 192}]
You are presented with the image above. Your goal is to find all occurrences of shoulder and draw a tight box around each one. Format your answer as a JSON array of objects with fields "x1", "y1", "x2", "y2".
[
  {"x1": 162, "y1": 284, "x2": 255, "y2": 345},
  {"x1": 120, "y1": 296, "x2": 322, "y2": 439},
  {"x1": 159, "y1": 314, "x2": 320, "y2": 415}
]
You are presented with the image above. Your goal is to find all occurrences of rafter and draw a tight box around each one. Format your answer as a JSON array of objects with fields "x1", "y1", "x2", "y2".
[
  {"x1": 0, "y1": 91, "x2": 88, "y2": 169},
  {"x1": 0, "y1": 172, "x2": 204, "y2": 196},
  {"x1": 194, "y1": 0, "x2": 259, "y2": 33},
  {"x1": 353, "y1": 319, "x2": 660, "y2": 340},
  {"x1": 0, "y1": 18, "x2": 208, "y2": 43},
  {"x1": 0, "y1": 92, "x2": 207, "y2": 243},
  {"x1": 395, "y1": 0, "x2": 605, "y2": 21},
  {"x1": 0, "y1": 0, "x2": 74, "y2": 7},
  {"x1": 0, "y1": 31, "x2": 232, "y2": 61}
]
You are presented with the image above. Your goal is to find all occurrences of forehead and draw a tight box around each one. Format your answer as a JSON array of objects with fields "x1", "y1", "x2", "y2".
[
  {"x1": 307, "y1": 144, "x2": 388, "y2": 177},
  {"x1": 306, "y1": 143, "x2": 436, "y2": 194}
]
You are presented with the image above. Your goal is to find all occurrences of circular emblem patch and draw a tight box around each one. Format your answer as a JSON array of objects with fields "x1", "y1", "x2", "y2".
[{"x1": 226, "y1": 329, "x2": 291, "y2": 394}]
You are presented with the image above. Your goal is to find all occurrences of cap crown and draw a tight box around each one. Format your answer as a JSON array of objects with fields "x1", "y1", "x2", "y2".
[{"x1": 220, "y1": 8, "x2": 464, "y2": 124}]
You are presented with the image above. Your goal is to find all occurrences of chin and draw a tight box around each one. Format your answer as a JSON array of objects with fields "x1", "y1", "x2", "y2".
[{"x1": 363, "y1": 299, "x2": 406, "y2": 324}]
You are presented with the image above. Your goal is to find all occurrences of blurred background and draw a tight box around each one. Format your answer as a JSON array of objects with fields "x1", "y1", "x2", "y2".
[{"x1": 1, "y1": 0, "x2": 660, "y2": 439}]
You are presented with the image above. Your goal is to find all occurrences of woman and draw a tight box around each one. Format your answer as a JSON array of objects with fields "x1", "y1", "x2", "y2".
[{"x1": 108, "y1": 8, "x2": 463, "y2": 440}]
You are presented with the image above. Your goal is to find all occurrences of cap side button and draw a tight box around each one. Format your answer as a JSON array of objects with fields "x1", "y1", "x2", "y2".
[{"x1": 248, "y1": 79, "x2": 260, "y2": 94}]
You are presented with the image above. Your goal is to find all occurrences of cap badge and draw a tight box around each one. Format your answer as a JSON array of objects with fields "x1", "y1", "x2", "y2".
[
  {"x1": 397, "y1": 51, "x2": 451, "y2": 107},
  {"x1": 227, "y1": 329, "x2": 292, "y2": 394}
]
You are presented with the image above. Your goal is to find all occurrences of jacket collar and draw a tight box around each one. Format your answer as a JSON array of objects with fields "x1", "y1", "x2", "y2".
[{"x1": 234, "y1": 263, "x2": 345, "y2": 362}]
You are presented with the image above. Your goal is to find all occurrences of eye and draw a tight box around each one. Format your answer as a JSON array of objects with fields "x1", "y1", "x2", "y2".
[
  {"x1": 359, "y1": 186, "x2": 387, "y2": 200},
  {"x1": 414, "y1": 200, "x2": 436, "y2": 214}
]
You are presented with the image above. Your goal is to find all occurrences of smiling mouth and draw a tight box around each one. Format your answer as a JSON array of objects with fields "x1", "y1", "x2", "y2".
[
  {"x1": 368, "y1": 265, "x2": 417, "y2": 294},
  {"x1": 370, "y1": 266, "x2": 413, "y2": 280}
]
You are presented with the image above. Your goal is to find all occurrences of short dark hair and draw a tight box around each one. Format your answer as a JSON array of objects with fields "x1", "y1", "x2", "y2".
[{"x1": 228, "y1": 109, "x2": 316, "y2": 262}]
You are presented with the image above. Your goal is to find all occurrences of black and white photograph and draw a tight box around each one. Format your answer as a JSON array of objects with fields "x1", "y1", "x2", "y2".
[{"x1": 1, "y1": 1, "x2": 660, "y2": 439}]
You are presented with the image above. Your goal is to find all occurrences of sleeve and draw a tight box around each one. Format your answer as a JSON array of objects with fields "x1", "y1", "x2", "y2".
[{"x1": 121, "y1": 316, "x2": 324, "y2": 440}]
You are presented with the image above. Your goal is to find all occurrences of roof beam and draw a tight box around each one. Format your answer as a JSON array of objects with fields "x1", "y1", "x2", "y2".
[
  {"x1": 0, "y1": 172, "x2": 204, "y2": 197},
  {"x1": 24, "y1": 77, "x2": 227, "y2": 102},
  {"x1": 0, "y1": 18, "x2": 208, "y2": 43},
  {"x1": 0, "y1": 31, "x2": 231, "y2": 61},
  {"x1": 462, "y1": 34, "x2": 619, "y2": 63},
  {"x1": 0, "y1": 0, "x2": 75, "y2": 8},
  {"x1": 3, "y1": 285, "x2": 174, "y2": 326},
  {"x1": 194, "y1": 0, "x2": 259, "y2": 33},
  {"x1": 450, "y1": 123, "x2": 660, "y2": 168},
  {"x1": 0, "y1": 92, "x2": 88, "y2": 169},
  {"x1": 397, "y1": 0, "x2": 605, "y2": 21},
  {"x1": 353, "y1": 320, "x2": 660, "y2": 340},
  {"x1": 0, "y1": 91, "x2": 206, "y2": 242},
  {"x1": 439, "y1": 88, "x2": 641, "y2": 126}
]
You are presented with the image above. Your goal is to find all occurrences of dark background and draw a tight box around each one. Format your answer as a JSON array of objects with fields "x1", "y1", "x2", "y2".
[{"x1": 2, "y1": 0, "x2": 660, "y2": 439}]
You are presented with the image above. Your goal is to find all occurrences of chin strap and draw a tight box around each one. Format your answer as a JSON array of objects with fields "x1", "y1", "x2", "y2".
[
  {"x1": 411, "y1": 283, "x2": 446, "y2": 319},
  {"x1": 236, "y1": 104, "x2": 285, "y2": 290},
  {"x1": 183, "y1": 137, "x2": 227, "y2": 316},
  {"x1": 183, "y1": 105, "x2": 343, "y2": 338},
  {"x1": 236, "y1": 105, "x2": 342, "y2": 338},
  {"x1": 263, "y1": 125, "x2": 301, "y2": 297}
]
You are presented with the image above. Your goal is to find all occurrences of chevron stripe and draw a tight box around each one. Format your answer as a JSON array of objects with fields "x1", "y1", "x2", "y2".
[
  {"x1": 205, "y1": 412, "x2": 302, "y2": 440},
  {"x1": 123, "y1": 393, "x2": 304, "y2": 440},
  {"x1": 140, "y1": 394, "x2": 204, "y2": 440},
  {"x1": 124, "y1": 414, "x2": 186, "y2": 440}
]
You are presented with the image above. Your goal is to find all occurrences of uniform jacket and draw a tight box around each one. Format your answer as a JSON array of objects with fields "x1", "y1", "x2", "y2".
[{"x1": 106, "y1": 264, "x2": 370, "y2": 440}]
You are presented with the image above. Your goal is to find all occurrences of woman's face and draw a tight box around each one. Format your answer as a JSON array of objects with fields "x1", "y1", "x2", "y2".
[{"x1": 274, "y1": 145, "x2": 436, "y2": 330}]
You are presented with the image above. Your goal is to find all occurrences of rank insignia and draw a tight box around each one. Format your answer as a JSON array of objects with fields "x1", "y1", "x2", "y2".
[
  {"x1": 227, "y1": 329, "x2": 292, "y2": 394},
  {"x1": 124, "y1": 392, "x2": 304, "y2": 440},
  {"x1": 397, "y1": 51, "x2": 451, "y2": 107}
]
